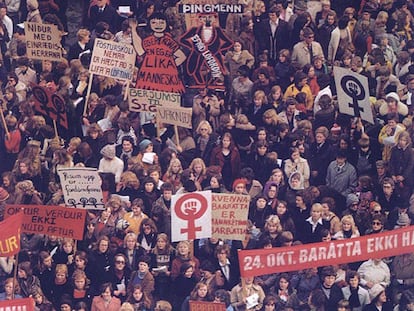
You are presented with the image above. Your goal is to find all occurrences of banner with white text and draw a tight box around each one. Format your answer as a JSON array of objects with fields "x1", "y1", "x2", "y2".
[
  {"x1": 212, "y1": 193, "x2": 250, "y2": 240},
  {"x1": 0, "y1": 212, "x2": 23, "y2": 257},
  {"x1": 0, "y1": 298, "x2": 34, "y2": 311},
  {"x1": 5, "y1": 205, "x2": 87, "y2": 240},
  {"x1": 238, "y1": 225, "x2": 414, "y2": 277}
]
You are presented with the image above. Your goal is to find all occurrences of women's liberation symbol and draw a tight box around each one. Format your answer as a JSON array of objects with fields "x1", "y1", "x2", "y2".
[{"x1": 174, "y1": 193, "x2": 208, "y2": 240}]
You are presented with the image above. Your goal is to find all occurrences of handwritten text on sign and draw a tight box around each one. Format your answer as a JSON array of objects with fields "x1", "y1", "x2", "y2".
[
  {"x1": 238, "y1": 225, "x2": 414, "y2": 277},
  {"x1": 58, "y1": 167, "x2": 105, "y2": 209},
  {"x1": 5, "y1": 205, "x2": 87, "y2": 240},
  {"x1": 129, "y1": 88, "x2": 181, "y2": 113},
  {"x1": 212, "y1": 193, "x2": 250, "y2": 241},
  {"x1": 157, "y1": 103, "x2": 192, "y2": 128},
  {"x1": 25, "y1": 22, "x2": 62, "y2": 61},
  {"x1": 90, "y1": 39, "x2": 136, "y2": 80},
  {"x1": 0, "y1": 298, "x2": 34, "y2": 311}
]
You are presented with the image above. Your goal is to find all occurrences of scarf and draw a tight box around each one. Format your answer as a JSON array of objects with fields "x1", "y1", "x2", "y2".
[{"x1": 349, "y1": 287, "x2": 361, "y2": 307}]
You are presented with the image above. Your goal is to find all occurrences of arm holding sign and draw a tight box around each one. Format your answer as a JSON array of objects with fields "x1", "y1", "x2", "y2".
[{"x1": 129, "y1": 18, "x2": 145, "y2": 56}]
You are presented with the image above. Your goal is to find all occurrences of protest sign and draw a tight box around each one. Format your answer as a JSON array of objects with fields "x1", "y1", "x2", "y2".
[
  {"x1": 25, "y1": 22, "x2": 63, "y2": 61},
  {"x1": 171, "y1": 191, "x2": 212, "y2": 242},
  {"x1": 157, "y1": 103, "x2": 192, "y2": 128},
  {"x1": 180, "y1": 10, "x2": 233, "y2": 89},
  {"x1": 57, "y1": 167, "x2": 105, "y2": 209},
  {"x1": 0, "y1": 298, "x2": 34, "y2": 311},
  {"x1": 32, "y1": 85, "x2": 68, "y2": 129},
  {"x1": 90, "y1": 38, "x2": 136, "y2": 80},
  {"x1": 212, "y1": 193, "x2": 250, "y2": 240},
  {"x1": 0, "y1": 212, "x2": 23, "y2": 256},
  {"x1": 334, "y1": 66, "x2": 374, "y2": 124},
  {"x1": 189, "y1": 301, "x2": 226, "y2": 311},
  {"x1": 5, "y1": 205, "x2": 87, "y2": 240},
  {"x1": 129, "y1": 88, "x2": 181, "y2": 113},
  {"x1": 238, "y1": 225, "x2": 414, "y2": 277}
]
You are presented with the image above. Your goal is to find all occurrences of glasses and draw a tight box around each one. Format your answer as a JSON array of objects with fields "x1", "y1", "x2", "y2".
[
  {"x1": 373, "y1": 210, "x2": 381, "y2": 214},
  {"x1": 115, "y1": 260, "x2": 125, "y2": 264},
  {"x1": 372, "y1": 221, "x2": 382, "y2": 226},
  {"x1": 200, "y1": 128, "x2": 208, "y2": 131}
]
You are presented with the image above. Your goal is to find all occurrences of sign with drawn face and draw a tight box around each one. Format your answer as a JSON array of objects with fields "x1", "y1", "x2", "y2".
[
  {"x1": 334, "y1": 66, "x2": 374, "y2": 124},
  {"x1": 179, "y1": 11, "x2": 233, "y2": 89},
  {"x1": 57, "y1": 167, "x2": 105, "y2": 210},
  {"x1": 171, "y1": 191, "x2": 211, "y2": 242}
]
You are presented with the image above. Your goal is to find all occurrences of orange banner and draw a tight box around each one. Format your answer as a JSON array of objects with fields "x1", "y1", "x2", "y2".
[
  {"x1": 238, "y1": 225, "x2": 414, "y2": 278},
  {"x1": 0, "y1": 297, "x2": 34, "y2": 311},
  {"x1": 5, "y1": 205, "x2": 87, "y2": 240},
  {"x1": 0, "y1": 212, "x2": 23, "y2": 256}
]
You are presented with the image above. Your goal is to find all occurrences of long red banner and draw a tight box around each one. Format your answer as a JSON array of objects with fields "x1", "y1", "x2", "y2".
[
  {"x1": 5, "y1": 205, "x2": 87, "y2": 240},
  {"x1": 238, "y1": 225, "x2": 414, "y2": 277},
  {"x1": 0, "y1": 297, "x2": 34, "y2": 311},
  {"x1": 0, "y1": 212, "x2": 23, "y2": 256}
]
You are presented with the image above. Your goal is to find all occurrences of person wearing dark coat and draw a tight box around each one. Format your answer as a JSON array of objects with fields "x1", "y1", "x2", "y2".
[
  {"x1": 115, "y1": 136, "x2": 139, "y2": 171},
  {"x1": 256, "y1": 6, "x2": 290, "y2": 65},
  {"x1": 309, "y1": 126, "x2": 334, "y2": 186},
  {"x1": 88, "y1": 0, "x2": 118, "y2": 34},
  {"x1": 319, "y1": 266, "x2": 344, "y2": 311},
  {"x1": 214, "y1": 244, "x2": 240, "y2": 291}
]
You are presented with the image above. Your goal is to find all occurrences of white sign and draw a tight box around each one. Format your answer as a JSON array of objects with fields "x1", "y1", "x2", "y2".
[
  {"x1": 171, "y1": 191, "x2": 212, "y2": 242},
  {"x1": 58, "y1": 167, "x2": 105, "y2": 209},
  {"x1": 90, "y1": 39, "x2": 136, "y2": 80},
  {"x1": 334, "y1": 66, "x2": 374, "y2": 124}
]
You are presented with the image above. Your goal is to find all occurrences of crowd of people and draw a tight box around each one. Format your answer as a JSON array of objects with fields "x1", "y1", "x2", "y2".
[{"x1": 1, "y1": 0, "x2": 414, "y2": 310}]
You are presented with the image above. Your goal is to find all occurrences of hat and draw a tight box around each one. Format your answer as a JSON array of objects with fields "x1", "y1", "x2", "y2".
[
  {"x1": 397, "y1": 213, "x2": 411, "y2": 226},
  {"x1": 370, "y1": 284, "x2": 385, "y2": 301},
  {"x1": 0, "y1": 187, "x2": 9, "y2": 202},
  {"x1": 232, "y1": 178, "x2": 247, "y2": 190},
  {"x1": 330, "y1": 124, "x2": 341, "y2": 135},
  {"x1": 346, "y1": 193, "x2": 359, "y2": 207},
  {"x1": 294, "y1": 1, "x2": 307, "y2": 11},
  {"x1": 139, "y1": 139, "x2": 152, "y2": 152},
  {"x1": 100, "y1": 144, "x2": 116, "y2": 159},
  {"x1": 386, "y1": 92, "x2": 400, "y2": 103},
  {"x1": 376, "y1": 160, "x2": 386, "y2": 168}
]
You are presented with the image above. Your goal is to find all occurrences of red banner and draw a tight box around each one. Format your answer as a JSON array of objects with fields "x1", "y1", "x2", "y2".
[
  {"x1": 0, "y1": 297, "x2": 34, "y2": 311},
  {"x1": 0, "y1": 212, "x2": 23, "y2": 256},
  {"x1": 189, "y1": 301, "x2": 226, "y2": 311},
  {"x1": 238, "y1": 225, "x2": 414, "y2": 278},
  {"x1": 5, "y1": 205, "x2": 87, "y2": 240}
]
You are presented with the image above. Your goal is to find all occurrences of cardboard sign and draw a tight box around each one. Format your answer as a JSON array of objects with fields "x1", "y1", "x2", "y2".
[
  {"x1": 0, "y1": 212, "x2": 23, "y2": 256},
  {"x1": 32, "y1": 85, "x2": 68, "y2": 129},
  {"x1": 157, "y1": 103, "x2": 192, "y2": 128},
  {"x1": 58, "y1": 167, "x2": 105, "y2": 209},
  {"x1": 180, "y1": 12, "x2": 233, "y2": 89},
  {"x1": 0, "y1": 298, "x2": 34, "y2": 311},
  {"x1": 189, "y1": 301, "x2": 226, "y2": 311},
  {"x1": 171, "y1": 191, "x2": 212, "y2": 242},
  {"x1": 90, "y1": 38, "x2": 136, "y2": 80},
  {"x1": 25, "y1": 22, "x2": 63, "y2": 61},
  {"x1": 5, "y1": 205, "x2": 87, "y2": 240},
  {"x1": 129, "y1": 88, "x2": 181, "y2": 113},
  {"x1": 333, "y1": 66, "x2": 374, "y2": 124},
  {"x1": 212, "y1": 193, "x2": 250, "y2": 241},
  {"x1": 238, "y1": 225, "x2": 414, "y2": 277}
]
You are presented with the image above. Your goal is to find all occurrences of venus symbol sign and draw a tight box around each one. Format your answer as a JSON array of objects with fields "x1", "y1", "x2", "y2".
[
  {"x1": 333, "y1": 66, "x2": 374, "y2": 124},
  {"x1": 171, "y1": 191, "x2": 212, "y2": 242}
]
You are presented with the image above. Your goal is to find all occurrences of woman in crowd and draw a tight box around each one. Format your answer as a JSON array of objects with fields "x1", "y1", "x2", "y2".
[
  {"x1": 126, "y1": 284, "x2": 152, "y2": 311},
  {"x1": 91, "y1": 283, "x2": 121, "y2": 311},
  {"x1": 108, "y1": 253, "x2": 130, "y2": 303}
]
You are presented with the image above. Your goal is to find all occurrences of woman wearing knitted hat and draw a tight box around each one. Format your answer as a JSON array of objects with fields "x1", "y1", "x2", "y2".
[{"x1": 98, "y1": 144, "x2": 124, "y2": 184}]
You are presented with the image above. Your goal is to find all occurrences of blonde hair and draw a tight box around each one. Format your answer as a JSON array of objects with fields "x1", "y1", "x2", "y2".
[
  {"x1": 341, "y1": 215, "x2": 358, "y2": 234},
  {"x1": 120, "y1": 171, "x2": 140, "y2": 189},
  {"x1": 254, "y1": 90, "x2": 268, "y2": 105},
  {"x1": 265, "y1": 215, "x2": 282, "y2": 233},
  {"x1": 189, "y1": 158, "x2": 206, "y2": 176},
  {"x1": 311, "y1": 203, "x2": 323, "y2": 213},
  {"x1": 55, "y1": 264, "x2": 68, "y2": 276},
  {"x1": 196, "y1": 120, "x2": 213, "y2": 135}
]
